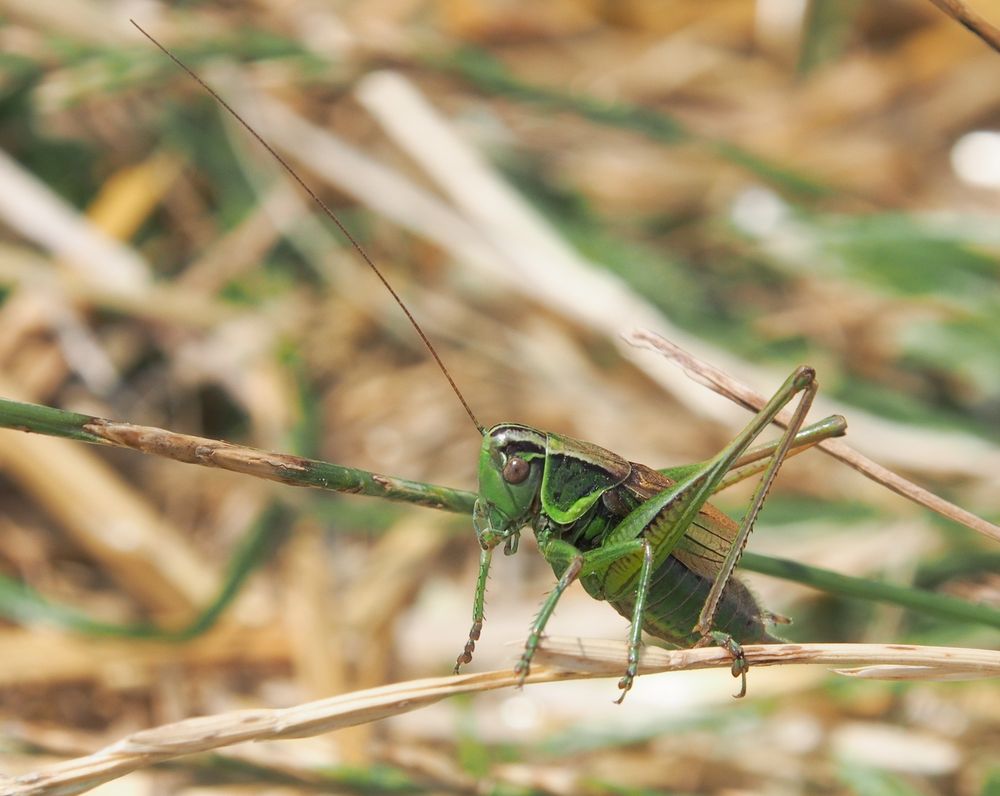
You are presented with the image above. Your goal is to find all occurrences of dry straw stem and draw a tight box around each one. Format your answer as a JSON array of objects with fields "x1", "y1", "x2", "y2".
[
  {"x1": 625, "y1": 329, "x2": 1000, "y2": 545},
  {"x1": 5, "y1": 639, "x2": 997, "y2": 796},
  {"x1": 926, "y1": 0, "x2": 1000, "y2": 53}
]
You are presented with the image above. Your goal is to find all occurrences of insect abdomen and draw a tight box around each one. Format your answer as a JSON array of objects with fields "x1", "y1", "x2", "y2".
[{"x1": 605, "y1": 556, "x2": 777, "y2": 647}]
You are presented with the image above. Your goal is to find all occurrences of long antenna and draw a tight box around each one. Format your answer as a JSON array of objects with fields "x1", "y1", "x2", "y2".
[{"x1": 131, "y1": 20, "x2": 483, "y2": 434}]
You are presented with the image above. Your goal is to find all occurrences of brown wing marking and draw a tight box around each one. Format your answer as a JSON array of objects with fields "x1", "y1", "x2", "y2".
[{"x1": 624, "y1": 462, "x2": 739, "y2": 580}]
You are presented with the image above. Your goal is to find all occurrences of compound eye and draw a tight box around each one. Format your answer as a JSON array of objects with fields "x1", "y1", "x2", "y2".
[{"x1": 502, "y1": 455, "x2": 530, "y2": 484}]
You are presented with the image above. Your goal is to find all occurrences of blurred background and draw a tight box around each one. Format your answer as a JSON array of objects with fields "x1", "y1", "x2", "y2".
[{"x1": 1, "y1": 1, "x2": 999, "y2": 794}]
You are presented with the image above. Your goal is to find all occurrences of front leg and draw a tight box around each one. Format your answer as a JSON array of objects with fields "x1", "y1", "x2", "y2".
[
  {"x1": 455, "y1": 546, "x2": 493, "y2": 673},
  {"x1": 518, "y1": 537, "x2": 646, "y2": 685},
  {"x1": 515, "y1": 538, "x2": 584, "y2": 685}
]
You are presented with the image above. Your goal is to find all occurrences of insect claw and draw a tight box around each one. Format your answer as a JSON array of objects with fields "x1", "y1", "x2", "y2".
[
  {"x1": 453, "y1": 649, "x2": 471, "y2": 674},
  {"x1": 733, "y1": 668, "x2": 748, "y2": 699},
  {"x1": 614, "y1": 676, "x2": 633, "y2": 704},
  {"x1": 455, "y1": 623, "x2": 482, "y2": 674},
  {"x1": 704, "y1": 631, "x2": 750, "y2": 698},
  {"x1": 726, "y1": 643, "x2": 749, "y2": 698}
]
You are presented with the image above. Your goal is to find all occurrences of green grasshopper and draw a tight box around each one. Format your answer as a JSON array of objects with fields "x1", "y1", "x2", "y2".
[
  {"x1": 457, "y1": 377, "x2": 845, "y2": 699},
  {"x1": 135, "y1": 22, "x2": 847, "y2": 700}
]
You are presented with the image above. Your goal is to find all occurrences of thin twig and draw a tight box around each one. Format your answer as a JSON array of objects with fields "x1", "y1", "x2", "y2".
[
  {"x1": 926, "y1": 0, "x2": 1000, "y2": 54},
  {"x1": 4, "y1": 639, "x2": 996, "y2": 796},
  {"x1": 625, "y1": 329, "x2": 1000, "y2": 544}
]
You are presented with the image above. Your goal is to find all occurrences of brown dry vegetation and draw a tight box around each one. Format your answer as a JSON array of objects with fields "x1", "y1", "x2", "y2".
[{"x1": 0, "y1": 2, "x2": 999, "y2": 795}]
